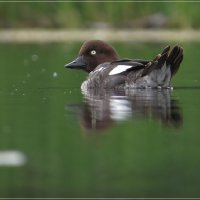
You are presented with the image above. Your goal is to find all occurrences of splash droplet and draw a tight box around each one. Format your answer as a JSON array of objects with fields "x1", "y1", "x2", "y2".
[
  {"x1": 53, "y1": 72, "x2": 58, "y2": 78},
  {"x1": 31, "y1": 54, "x2": 39, "y2": 62},
  {"x1": 41, "y1": 68, "x2": 46, "y2": 73},
  {"x1": 0, "y1": 151, "x2": 27, "y2": 166}
]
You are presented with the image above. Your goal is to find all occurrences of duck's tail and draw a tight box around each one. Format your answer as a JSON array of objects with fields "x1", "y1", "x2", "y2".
[
  {"x1": 141, "y1": 45, "x2": 183, "y2": 88},
  {"x1": 166, "y1": 46, "x2": 183, "y2": 77}
]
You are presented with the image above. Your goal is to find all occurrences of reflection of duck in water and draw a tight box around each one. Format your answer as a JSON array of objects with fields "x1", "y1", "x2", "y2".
[
  {"x1": 65, "y1": 40, "x2": 183, "y2": 90},
  {"x1": 66, "y1": 89, "x2": 182, "y2": 132}
]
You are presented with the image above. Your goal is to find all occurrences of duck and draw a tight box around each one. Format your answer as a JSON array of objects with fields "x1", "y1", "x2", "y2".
[{"x1": 64, "y1": 40, "x2": 183, "y2": 90}]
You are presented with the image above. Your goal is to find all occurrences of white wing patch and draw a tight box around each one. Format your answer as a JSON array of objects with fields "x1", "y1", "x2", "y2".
[{"x1": 109, "y1": 65, "x2": 133, "y2": 75}]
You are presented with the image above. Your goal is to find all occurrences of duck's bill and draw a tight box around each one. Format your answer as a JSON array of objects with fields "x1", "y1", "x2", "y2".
[{"x1": 64, "y1": 56, "x2": 86, "y2": 69}]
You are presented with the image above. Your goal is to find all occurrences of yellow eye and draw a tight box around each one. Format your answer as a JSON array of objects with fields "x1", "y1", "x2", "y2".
[{"x1": 91, "y1": 50, "x2": 96, "y2": 55}]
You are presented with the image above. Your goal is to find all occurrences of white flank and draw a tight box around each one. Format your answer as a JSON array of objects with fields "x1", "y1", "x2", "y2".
[{"x1": 109, "y1": 65, "x2": 133, "y2": 75}]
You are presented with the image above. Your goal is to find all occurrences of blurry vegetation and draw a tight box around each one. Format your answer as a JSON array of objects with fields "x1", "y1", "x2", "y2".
[{"x1": 0, "y1": 2, "x2": 200, "y2": 29}]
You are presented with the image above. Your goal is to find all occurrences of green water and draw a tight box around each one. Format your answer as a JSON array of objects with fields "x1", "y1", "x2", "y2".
[{"x1": 0, "y1": 42, "x2": 199, "y2": 198}]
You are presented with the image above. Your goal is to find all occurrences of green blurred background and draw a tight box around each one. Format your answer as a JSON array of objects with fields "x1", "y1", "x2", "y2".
[{"x1": 0, "y1": 2, "x2": 199, "y2": 29}]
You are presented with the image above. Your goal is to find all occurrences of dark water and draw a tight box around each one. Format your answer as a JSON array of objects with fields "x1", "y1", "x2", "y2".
[{"x1": 0, "y1": 42, "x2": 199, "y2": 198}]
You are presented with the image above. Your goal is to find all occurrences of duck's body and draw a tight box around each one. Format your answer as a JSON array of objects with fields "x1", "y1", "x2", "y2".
[{"x1": 65, "y1": 40, "x2": 183, "y2": 90}]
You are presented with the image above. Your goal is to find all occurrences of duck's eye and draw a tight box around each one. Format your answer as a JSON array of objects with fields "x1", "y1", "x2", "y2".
[{"x1": 90, "y1": 50, "x2": 96, "y2": 55}]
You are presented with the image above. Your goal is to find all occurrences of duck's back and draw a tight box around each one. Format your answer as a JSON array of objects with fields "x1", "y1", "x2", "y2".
[{"x1": 81, "y1": 60, "x2": 148, "y2": 90}]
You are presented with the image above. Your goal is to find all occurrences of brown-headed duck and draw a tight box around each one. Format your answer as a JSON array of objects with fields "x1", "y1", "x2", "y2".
[{"x1": 65, "y1": 40, "x2": 183, "y2": 90}]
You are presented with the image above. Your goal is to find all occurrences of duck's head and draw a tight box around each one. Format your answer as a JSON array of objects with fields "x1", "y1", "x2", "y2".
[{"x1": 65, "y1": 40, "x2": 119, "y2": 73}]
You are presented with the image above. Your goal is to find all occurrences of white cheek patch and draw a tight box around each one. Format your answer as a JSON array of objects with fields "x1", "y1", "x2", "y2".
[{"x1": 109, "y1": 65, "x2": 133, "y2": 75}]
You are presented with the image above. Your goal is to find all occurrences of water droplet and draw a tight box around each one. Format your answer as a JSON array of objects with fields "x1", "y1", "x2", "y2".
[
  {"x1": 23, "y1": 59, "x2": 29, "y2": 66},
  {"x1": 0, "y1": 150, "x2": 27, "y2": 166},
  {"x1": 31, "y1": 54, "x2": 39, "y2": 62},
  {"x1": 53, "y1": 72, "x2": 58, "y2": 78},
  {"x1": 41, "y1": 68, "x2": 46, "y2": 73},
  {"x1": 2, "y1": 126, "x2": 11, "y2": 134}
]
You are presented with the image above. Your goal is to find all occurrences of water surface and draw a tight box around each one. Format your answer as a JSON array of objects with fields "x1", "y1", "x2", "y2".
[{"x1": 0, "y1": 42, "x2": 199, "y2": 198}]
